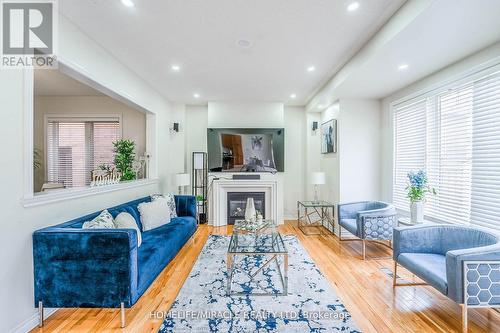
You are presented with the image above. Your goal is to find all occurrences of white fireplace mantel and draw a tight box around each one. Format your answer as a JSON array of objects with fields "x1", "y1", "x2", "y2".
[{"x1": 208, "y1": 179, "x2": 279, "y2": 226}]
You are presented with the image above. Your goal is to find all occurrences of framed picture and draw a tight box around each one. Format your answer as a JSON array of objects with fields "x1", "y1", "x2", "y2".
[{"x1": 321, "y1": 119, "x2": 337, "y2": 154}]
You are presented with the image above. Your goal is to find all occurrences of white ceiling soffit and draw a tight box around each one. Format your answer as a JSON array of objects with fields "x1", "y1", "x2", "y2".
[
  {"x1": 307, "y1": 0, "x2": 500, "y2": 112},
  {"x1": 59, "y1": 0, "x2": 404, "y2": 106},
  {"x1": 35, "y1": 68, "x2": 104, "y2": 96}
]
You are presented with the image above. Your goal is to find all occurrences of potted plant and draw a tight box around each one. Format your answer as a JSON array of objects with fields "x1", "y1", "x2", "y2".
[
  {"x1": 113, "y1": 139, "x2": 136, "y2": 181},
  {"x1": 406, "y1": 170, "x2": 436, "y2": 223}
]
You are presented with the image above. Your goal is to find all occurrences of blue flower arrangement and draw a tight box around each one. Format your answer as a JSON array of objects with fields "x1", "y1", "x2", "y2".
[{"x1": 406, "y1": 170, "x2": 436, "y2": 203}]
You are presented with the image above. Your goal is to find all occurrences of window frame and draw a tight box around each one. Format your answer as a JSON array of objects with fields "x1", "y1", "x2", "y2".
[
  {"x1": 43, "y1": 114, "x2": 123, "y2": 189},
  {"x1": 391, "y1": 61, "x2": 500, "y2": 225}
]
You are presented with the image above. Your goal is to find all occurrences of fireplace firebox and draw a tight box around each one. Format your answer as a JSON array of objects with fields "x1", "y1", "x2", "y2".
[{"x1": 227, "y1": 192, "x2": 265, "y2": 225}]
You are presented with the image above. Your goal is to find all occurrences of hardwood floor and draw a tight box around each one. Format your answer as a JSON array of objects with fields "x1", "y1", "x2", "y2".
[{"x1": 32, "y1": 221, "x2": 500, "y2": 333}]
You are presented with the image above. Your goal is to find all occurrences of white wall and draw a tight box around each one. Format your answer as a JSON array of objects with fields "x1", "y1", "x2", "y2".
[
  {"x1": 306, "y1": 99, "x2": 382, "y2": 234},
  {"x1": 208, "y1": 102, "x2": 284, "y2": 128},
  {"x1": 185, "y1": 103, "x2": 305, "y2": 220},
  {"x1": 0, "y1": 15, "x2": 176, "y2": 333},
  {"x1": 380, "y1": 42, "x2": 500, "y2": 202}
]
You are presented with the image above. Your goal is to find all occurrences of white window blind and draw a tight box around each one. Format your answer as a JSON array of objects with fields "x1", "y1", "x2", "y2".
[
  {"x1": 393, "y1": 69, "x2": 500, "y2": 230},
  {"x1": 47, "y1": 119, "x2": 120, "y2": 188}
]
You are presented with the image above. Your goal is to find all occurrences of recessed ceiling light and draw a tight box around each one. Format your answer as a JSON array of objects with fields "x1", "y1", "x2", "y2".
[
  {"x1": 398, "y1": 63, "x2": 409, "y2": 71},
  {"x1": 121, "y1": 0, "x2": 135, "y2": 8},
  {"x1": 347, "y1": 2, "x2": 360, "y2": 12},
  {"x1": 290, "y1": 94, "x2": 296, "y2": 99},
  {"x1": 237, "y1": 39, "x2": 252, "y2": 48},
  {"x1": 307, "y1": 66, "x2": 316, "y2": 72},
  {"x1": 318, "y1": 104, "x2": 324, "y2": 109},
  {"x1": 171, "y1": 64, "x2": 181, "y2": 72},
  {"x1": 193, "y1": 93, "x2": 200, "y2": 99}
]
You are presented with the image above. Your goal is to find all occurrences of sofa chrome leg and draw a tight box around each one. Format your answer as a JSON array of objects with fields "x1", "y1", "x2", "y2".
[
  {"x1": 393, "y1": 261, "x2": 397, "y2": 287},
  {"x1": 362, "y1": 240, "x2": 366, "y2": 260},
  {"x1": 462, "y1": 304, "x2": 468, "y2": 333},
  {"x1": 38, "y1": 301, "x2": 44, "y2": 327},
  {"x1": 120, "y1": 302, "x2": 126, "y2": 328}
]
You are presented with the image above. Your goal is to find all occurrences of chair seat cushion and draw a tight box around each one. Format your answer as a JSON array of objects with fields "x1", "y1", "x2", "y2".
[
  {"x1": 340, "y1": 218, "x2": 358, "y2": 236},
  {"x1": 398, "y1": 253, "x2": 448, "y2": 295}
]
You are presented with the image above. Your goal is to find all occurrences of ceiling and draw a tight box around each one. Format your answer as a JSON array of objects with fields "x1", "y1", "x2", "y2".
[
  {"x1": 308, "y1": 0, "x2": 500, "y2": 110},
  {"x1": 35, "y1": 69, "x2": 104, "y2": 96},
  {"x1": 59, "y1": 0, "x2": 405, "y2": 105}
]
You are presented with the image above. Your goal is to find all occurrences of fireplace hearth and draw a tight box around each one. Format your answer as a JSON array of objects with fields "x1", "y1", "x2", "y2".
[{"x1": 227, "y1": 192, "x2": 265, "y2": 225}]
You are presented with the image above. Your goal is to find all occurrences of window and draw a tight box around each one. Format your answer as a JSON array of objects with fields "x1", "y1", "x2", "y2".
[
  {"x1": 46, "y1": 117, "x2": 121, "y2": 188},
  {"x1": 393, "y1": 69, "x2": 500, "y2": 230}
]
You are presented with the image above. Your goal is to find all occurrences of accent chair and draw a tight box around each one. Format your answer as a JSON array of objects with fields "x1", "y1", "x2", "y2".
[
  {"x1": 393, "y1": 224, "x2": 500, "y2": 332},
  {"x1": 338, "y1": 201, "x2": 397, "y2": 260}
]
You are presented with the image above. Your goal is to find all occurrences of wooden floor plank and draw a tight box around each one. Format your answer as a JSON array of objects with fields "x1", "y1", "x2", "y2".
[{"x1": 30, "y1": 221, "x2": 500, "y2": 332}]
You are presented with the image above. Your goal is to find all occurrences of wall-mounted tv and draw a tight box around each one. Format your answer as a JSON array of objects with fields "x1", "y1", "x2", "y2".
[{"x1": 207, "y1": 128, "x2": 284, "y2": 172}]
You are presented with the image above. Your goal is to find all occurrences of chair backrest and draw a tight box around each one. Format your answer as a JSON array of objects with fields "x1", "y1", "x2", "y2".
[{"x1": 439, "y1": 226, "x2": 499, "y2": 255}]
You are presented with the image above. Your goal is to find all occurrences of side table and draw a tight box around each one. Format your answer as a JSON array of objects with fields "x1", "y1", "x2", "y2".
[{"x1": 297, "y1": 201, "x2": 335, "y2": 235}]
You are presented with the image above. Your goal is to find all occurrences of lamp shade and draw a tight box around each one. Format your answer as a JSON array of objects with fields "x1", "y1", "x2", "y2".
[
  {"x1": 193, "y1": 152, "x2": 205, "y2": 170},
  {"x1": 175, "y1": 173, "x2": 190, "y2": 186},
  {"x1": 310, "y1": 172, "x2": 325, "y2": 185}
]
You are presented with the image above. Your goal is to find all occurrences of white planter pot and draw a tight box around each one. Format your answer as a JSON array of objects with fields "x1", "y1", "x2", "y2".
[{"x1": 410, "y1": 201, "x2": 424, "y2": 223}]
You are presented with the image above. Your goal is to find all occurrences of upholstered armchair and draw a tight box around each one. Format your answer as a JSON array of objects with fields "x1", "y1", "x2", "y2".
[
  {"x1": 393, "y1": 225, "x2": 500, "y2": 332},
  {"x1": 338, "y1": 201, "x2": 397, "y2": 260}
]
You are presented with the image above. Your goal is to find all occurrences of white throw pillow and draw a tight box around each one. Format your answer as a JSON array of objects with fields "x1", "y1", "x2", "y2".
[
  {"x1": 138, "y1": 198, "x2": 171, "y2": 231},
  {"x1": 115, "y1": 212, "x2": 142, "y2": 247},
  {"x1": 82, "y1": 210, "x2": 115, "y2": 229},
  {"x1": 151, "y1": 193, "x2": 177, "y2": 218}
]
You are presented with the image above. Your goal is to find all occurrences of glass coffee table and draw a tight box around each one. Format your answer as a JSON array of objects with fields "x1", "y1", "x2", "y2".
[
  {"x1": 227, "y1": 219, "x2": 288, "y2": 296},
  {"x1": 297, "y1": 201, "x2": 335, "y2": 235}
]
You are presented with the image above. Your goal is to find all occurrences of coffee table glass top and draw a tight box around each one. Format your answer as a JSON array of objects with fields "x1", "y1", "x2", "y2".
[
  {"x1": 228, "y1": 219, "x2": 287, "y2": 254},
  {"x1": 298, "y1": 200, "x2": 335, "y2": 207}
]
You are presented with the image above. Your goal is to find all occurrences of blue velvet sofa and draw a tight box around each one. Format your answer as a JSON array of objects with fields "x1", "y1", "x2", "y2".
[
  {"x1": 338, "y1": 201, "x2": 397, "y2": 260},
  {"x1": 393, "y1": 224, "x2": 500, "y2": 332},
  {"x1": 33, "y1": 195, "x2": 197, "y2": 327}
]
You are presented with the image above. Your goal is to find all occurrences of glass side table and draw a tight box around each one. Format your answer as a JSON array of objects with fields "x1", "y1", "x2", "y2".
[{"x1": 297, "y1": 201, "x2": 335, "y2": 235}]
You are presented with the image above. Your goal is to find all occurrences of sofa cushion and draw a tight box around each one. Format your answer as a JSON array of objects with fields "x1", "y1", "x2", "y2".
[
  {"x1": 138, "y1": 198, "x2": 171, "y2": 231},
  {"x1": 398, "y1": 253, "x2": 448, "y2": 295},
  {"x1": 116, "y1": 212, "x2": 142, "y2": 247},
  {"x1": 340, "y1": 218, "x2": 358, "y2": 236},
  {"x1": 82, "y1": 210, "x2": 115, "y2": 229},
  {"x1": 136, "y1": 216, "x2": 197, "y2": 298}
]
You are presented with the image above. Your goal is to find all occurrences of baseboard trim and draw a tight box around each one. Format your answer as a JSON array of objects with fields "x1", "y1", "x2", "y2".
[{"x1": 9, "y1": 308, "x2": 58, "y2": 333}]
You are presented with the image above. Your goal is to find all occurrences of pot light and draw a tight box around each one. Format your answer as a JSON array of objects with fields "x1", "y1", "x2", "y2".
[
  {"x1": 193, "y1": 93, "x2": 200, "y2": 99},
  {"x1": 171, "y1": 64, "x2": 181, "y2": 72},
  {"x1": 290, "y1": 94, "x2": 296, "y2": 99},
  {"x1": 398, "y1": 63, "x2": 409, "y2": 71},
  {"x1": 347, "y1": 2, "x2": 360, "y2": 12},
  {"x1": 121, "y1": 0, "x2": 135, "y2": 8},
  {"x1": 318, "y1": 104, "x2": 324, "y2": 109},
  {"x1": 307, "y1": 66, "x2": 316, "y2": 72}
]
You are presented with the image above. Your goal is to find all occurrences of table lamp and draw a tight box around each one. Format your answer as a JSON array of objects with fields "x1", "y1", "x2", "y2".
[
  {"x1": 310, "y1": 172, "x2": 325, "y2": 204},
  {"x1": 175, "y1": 173, "x2": 190, "y2": 194}
]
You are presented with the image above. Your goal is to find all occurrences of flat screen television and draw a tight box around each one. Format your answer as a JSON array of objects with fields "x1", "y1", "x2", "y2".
[{"x1": 207, "y1": 128, "x2": 284, "y2": 172}]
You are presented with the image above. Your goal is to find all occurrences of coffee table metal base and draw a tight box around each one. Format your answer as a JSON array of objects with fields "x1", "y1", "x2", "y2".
[{"x1": 226, "y1": 252, "x2": 288, "y2": 296}]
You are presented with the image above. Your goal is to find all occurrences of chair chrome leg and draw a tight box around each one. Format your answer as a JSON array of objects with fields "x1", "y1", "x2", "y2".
[
  {"x1": 38, "y1": 301, "x2": 44, "y2": 327},
  {"x1": 362, "y1": 240, "x2": 366, "y2": 260},
  {"x1": 462, "y1": 304, "x2": 468, "y2": 333},
  {"x1": 120, "y1": 302, "x2": 126, "y2": 328},
  {"x1": 393, "y1": 261, "x2": 397, "y2": 287}
]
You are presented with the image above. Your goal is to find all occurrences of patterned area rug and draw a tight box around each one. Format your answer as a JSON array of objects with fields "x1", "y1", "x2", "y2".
[{"x1": 158, "y1": 235, "x2": 361, "y2": 333}]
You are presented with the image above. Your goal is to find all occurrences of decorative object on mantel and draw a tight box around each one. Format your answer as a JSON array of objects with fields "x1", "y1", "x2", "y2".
[
  {"x1": 90, "y1": 165, "x2": 121, "y2": 187},
  {"x1": 244, "y1": 197, "x2": 256, "y2": 223},
  {"x1": 406, "y1": 170, "x2": 436, "y2": 223},
  {"x1": 320, "y1": 119, "x2": 337, "y2": 153},
  {"x1": 309, "y1": 172, "x2": 325, "y2": 204},
  {"x1": 113, "y1": 139, "x2": 136, "y2": 181}
]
